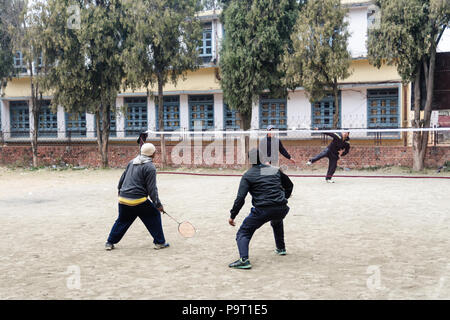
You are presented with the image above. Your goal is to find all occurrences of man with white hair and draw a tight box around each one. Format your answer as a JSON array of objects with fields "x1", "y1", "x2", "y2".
[{"x1": 105, "y1": 143, "x2": 169, "y2": 250}]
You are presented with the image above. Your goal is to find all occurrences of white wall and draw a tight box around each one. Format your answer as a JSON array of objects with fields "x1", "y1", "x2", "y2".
[
  {"x1": 346, "y1": 6, "x2": 369, "y2": 58},
  {"x1": 251, "y1": 100, "x2": 259, "y2": 130},
  {"x1": 86, "y1": 113, "x2": 95, "y2": 138},
  {"x1": 341, "y1": 88, "x2": 368, "y2": 138},
  {"x1": 213, "y1": 93, "x2": 224, "y2": 130},
  {"x1": 148, "y1": 95, "x2": 156, "y2": 131},
  {"x1": 179, "y1": 94, "x2": 189, "y2": 131},
  {"x1": 1, "y1": 100, "x2": 10, "y2": 139},
  {"x1": 287, "y1": 90, "x2": 312, "y2": 130},
  {"x1": 57, "y1": 105, "x2": 65, "y2": 139}
]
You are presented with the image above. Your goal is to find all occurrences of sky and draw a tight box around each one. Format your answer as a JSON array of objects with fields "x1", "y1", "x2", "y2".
[{"x1": 437, "y1": 28, "x2": 450, "y2": 53}]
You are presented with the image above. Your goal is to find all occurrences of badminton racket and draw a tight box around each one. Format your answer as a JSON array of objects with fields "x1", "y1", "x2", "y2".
[{"x1": 163, "y1": 211, "x2": 196, "y2": 238}]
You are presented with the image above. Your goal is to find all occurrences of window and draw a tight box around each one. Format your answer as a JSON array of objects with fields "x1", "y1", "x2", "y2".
[
  {"x1": 224, "y1": 104, "x2": 242, "y2": 130},
  {"x1": 189, "y1": 95, "x2": 214, "y2": 130},
  {"x1": 311, "y1": 93, "x2": 341, "y2": 129},
  {"x1": 367, "y1": 5, "x2": 380, "y2": 30},
  {"x1": 259, "y1": 96, "x2": 287, "y2": 130},
  {"x1": 367, "y1": 88, "x2": 399, "y2": 128},
  {"x1": 65, "y1": 112, "x2": 86, "y2": 137},
  {"x1": 199, "y1": 22, "x2": 213, "y2": 63},
  {"x1": 10, "y1": 100, "x2": 29, "y2": 137},
  {"x1": 125, "y1": 97, "x2": 147, "y2": 136},
  {"x1": 14, "y1": 51, "x2": 27, "y2": 73},
  {"x1": 38, "y1": 100, "x2": 57, "y2": 137},
  {"x1": 94, "y1": 111, "x2": 117, "y2": 137},
  {"x1": 155, "y1": 96, "x2": 180, "y2": 131}
]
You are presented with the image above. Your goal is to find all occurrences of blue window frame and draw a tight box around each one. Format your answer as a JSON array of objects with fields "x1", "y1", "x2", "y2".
[
  {"x1": 367, "y1": 88, "x2": 399, "y2": 128},
  {"x1": 65, "y1": 112, "x2": 86, "y2": 137},
  {"x1": 94, "y1": 111, "x2": 117, "y2": 137},
  {"x1": 199, "y1": 23, "x2": 213, "y2": 63},
  {"x1": 125, "y1": 97, "x2": 147, "y2": 136},
  {"x1": 155, "y1": 96, "x2": 180, "y2": 131},
  {"x1": 38, "y1": 100, "x2": 57, "y2": 137},
  {"x1": 10, "y1": 100, "x2": 29, "y2": 137},
  {"x1": 189, "y1": 95, "x2": 214, "y2": 130},
  {"x1": 224, "y1": 104, "x2": 242, "y2": 130},
  {"x1": 259, "y1": 96, "x2": 287, "y2": 130},
  {"x1": 311, "y1": 93, "x2": 341, "y2": 129}
]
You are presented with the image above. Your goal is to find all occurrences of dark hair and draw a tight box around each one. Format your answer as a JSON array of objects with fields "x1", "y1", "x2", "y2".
[{"x1": 137, "y1": 132, "x2": 148, "y2": 145}]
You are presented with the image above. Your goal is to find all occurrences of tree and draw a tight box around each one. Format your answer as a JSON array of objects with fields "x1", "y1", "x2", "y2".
[
  {"x1": 368, "y1": 0, "x2": 450, "y2": 171},
  {"x1": 41, "y1": 0, "x2": 128, "y2": 168},
  {"x1": 0, "y1": 0, "x2": 17, "y2": 97},
  {"x1": 8, "y1": 0, "x2": 48, "y2": 167},
  {"x1": 219, "y1": 0, "x2": 300, "y2": 130},
  {"x1": 123, "y1": 0, "x2": 202, "y2": 168},
  {"x1": 283, "y1": 0, "x2": 351, "y2": 129}
]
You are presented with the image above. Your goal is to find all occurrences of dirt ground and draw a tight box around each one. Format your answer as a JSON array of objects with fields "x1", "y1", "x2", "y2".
[{"x1": 0, "y1": 166, "x2": 449, "y2": 300}]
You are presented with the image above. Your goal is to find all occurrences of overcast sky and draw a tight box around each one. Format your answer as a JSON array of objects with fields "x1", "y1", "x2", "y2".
[{"x1": 437, "y1": 28, "x2": 450, "y2": 53}]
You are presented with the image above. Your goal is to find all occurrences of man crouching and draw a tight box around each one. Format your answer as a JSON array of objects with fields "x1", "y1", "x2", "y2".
[
  {"x1": 105, "y1": 143, "x2": 169, "y2": 251},
  {"x1": 228, "y1": 148, "x2": 294, "y2": 269}
]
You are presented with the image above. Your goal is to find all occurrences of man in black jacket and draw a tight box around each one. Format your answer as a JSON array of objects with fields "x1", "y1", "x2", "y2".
[
  {"x1": 228, "y1": 148, "x2": 294, "y2": 269},
  {"x1": 307, "y1": 129, "x2": 350, "y2": 183},
  {"x1": 259, "y1": 125, "x2": 295, "y2": 166},
  {"x1": 105, "y1": 143, "x2": 169, "y2": 251}
]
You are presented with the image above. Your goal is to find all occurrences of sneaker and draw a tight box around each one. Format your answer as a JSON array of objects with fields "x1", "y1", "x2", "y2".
[
  {"x1": 275, "y1": 248, "x2": 287, "y2": 255},
  {"x1": 105, "y1": 242, "x2": 114, "y2": 251},
  {"x1": 154, "y1": 242, "x2": 170, "y2": 250},
  {"x1": 228, "y1": 258, "x2": 252, "y2": 269},
  {"x1": 326, "y1": 179, "x2": 335, "y2": 183},
  {"x1": 306, "y1": 160, "x2": 312, "y2": 166}
]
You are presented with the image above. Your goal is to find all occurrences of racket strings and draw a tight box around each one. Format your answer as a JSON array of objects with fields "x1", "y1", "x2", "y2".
[{"x1": 178, "y1": 221, "x2": 196, "y2": 238}]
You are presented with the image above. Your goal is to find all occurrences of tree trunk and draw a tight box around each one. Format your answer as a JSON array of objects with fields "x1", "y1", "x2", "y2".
[
  {"x1": 30, "y1": 66, "x2": 39, "y2": 168},
  {"x1": 412, "y1": 64, "x2": 423, "y2": 171},
  {"x1": 412, "y1": 45, "x2": 437, "y2": 171},
  {"x1": 332, "y1": 80, "x2": 339, "y2": 129},
  {"x1": 95, "y1": 101, "x2": 110, "y2": 168},
  {"x1": 157, "y1": 76, "x2": 167, "y2": 168}
]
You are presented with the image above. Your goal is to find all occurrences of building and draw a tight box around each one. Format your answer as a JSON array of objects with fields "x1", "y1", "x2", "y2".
[{"x1": 0, "y1": 0, "x2": 448, "y2": 168}]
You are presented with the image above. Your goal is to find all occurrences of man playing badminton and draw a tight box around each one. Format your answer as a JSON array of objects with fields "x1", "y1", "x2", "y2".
[
  {"x1": 105, "y1": 143, "x2": 170, "y2": 250},
  {"x1": 259, "y1": 125, "x2": 295, "y2": 166},
  {"x1": 228, "y1": 148, "x2": 293, "y2": 269},
  {"x1": 306, "y1": 129, "x2": 350, "y2": 183}
]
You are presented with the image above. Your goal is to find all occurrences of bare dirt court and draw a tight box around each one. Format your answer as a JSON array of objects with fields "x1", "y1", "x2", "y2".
[{"x1": 0, "y1": 167, "x2": 449, "y2": 300}]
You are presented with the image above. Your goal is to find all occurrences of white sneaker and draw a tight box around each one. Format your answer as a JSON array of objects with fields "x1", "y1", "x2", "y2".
[
  {"x1": 326, "y1": 179, "x2": 335, "y2": 183},
  {"x1": 306, "y1": 161, "x2": 312, "y2": 166}
]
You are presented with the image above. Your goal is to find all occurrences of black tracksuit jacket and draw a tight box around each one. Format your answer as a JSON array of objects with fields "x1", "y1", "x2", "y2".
[
  {"x1": 230, "y1": 164, "x2": 294, "y2": 219},
  {"x1": 324, "y1": 133, "x2": 350, "y2": 158}
]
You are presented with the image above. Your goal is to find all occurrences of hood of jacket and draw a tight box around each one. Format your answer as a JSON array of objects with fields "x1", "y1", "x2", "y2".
[{"x1": 132, "y1": 155, "x2": 153, "y2": 165}]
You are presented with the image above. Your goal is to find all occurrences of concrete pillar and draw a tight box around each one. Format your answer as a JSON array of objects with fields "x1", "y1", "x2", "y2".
[
  {"x1": 180, "y1": 94, "x2": 189, "y2": 131},
  {"x1": 1, "y1": 99, "x2": 10, "y2": 140},
  {"x1": 86, "y1": 113, "x2": 95, "y2": 138},
  {"x1": 116, "y1": 96, "x2": 125, "y2": 138},
  {"x1": 57, "y1": 105, "x2": 66, "y2": 139}
]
